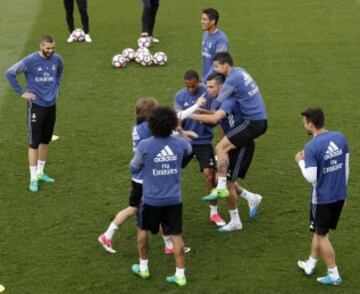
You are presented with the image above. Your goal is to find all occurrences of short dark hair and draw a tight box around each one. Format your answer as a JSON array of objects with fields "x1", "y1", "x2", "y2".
[
  {"x1": 207, "y1": 73, "x2": 225, "y2": 85},
  {"x1": 41, "y1": 35, "x2": 55, "y2": 43},
  {"x1": 213, "y1": 52, "x2": 233, "y2": 66},
  {"x1": 203, "y1": 8, "x2": 219, "y2": 25},
  {"x1": 184, "y1": 70, "x2": 199, "y2": 81},
  {"x1": 148, "y1": 106, "x2": 178, "y2": 137},
  {"x1": 301, "y1": 107, "x2": 325, "y2": 129},
  {"x1": 135, "y1": 97, "x2": 158, "y2": 124}
]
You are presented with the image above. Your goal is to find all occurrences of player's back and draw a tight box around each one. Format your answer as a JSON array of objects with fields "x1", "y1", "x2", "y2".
[
  {"x1": 305, "y1": 131, "x2": 348, "y2": 204},
  {"x1": 225, "y1": 67, "x2": 267, "y2": 120},
  {"x1": 136, "y1": 136, "x2": 192, "y2": 206}
]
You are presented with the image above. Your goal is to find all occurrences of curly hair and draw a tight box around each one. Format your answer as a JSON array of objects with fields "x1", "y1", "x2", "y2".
[{"x1": 148, "y1": 106, "x2": 178, "y2": 137}]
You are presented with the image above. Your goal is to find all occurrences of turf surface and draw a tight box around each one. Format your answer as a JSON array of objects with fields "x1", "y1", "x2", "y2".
[{"x1": 0, "y1": 0, "x2": 359, "y2": 293}]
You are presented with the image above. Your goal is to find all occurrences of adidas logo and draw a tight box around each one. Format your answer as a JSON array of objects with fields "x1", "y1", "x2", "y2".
[
  {"x1": 154, "y1": 145, "x2": 177, "y2": 163},
  {"x1": 324, "y1": 141, "x2": 342, "y2": 160}
]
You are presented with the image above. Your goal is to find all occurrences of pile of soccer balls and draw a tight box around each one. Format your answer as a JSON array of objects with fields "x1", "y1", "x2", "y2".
[{"x1": 112, "y1": 37, "x2": 167, "y2": 68}]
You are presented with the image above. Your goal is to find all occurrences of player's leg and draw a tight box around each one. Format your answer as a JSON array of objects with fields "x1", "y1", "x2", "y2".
[
  {"x1": 298, "y1": 203, "x2": 319, "y2": 275},
  {"x1": 37, "y1": 105, "x2": 56, "y2": 183},
  {"x1": 27, "y1": 103, "x2": 44, "y2": 192},
  {"x1": 141, "y1": 0, "x2": 152, "y2": 36},
  {"x1": 76, "y1": 0, "x2": 92, "y2": 42},
  {"x1": 162, "y1": 203, "x2": 186, "y2": 286},
  {"x1": 316, "y1": 201, "x2": 344, "y2": 285},
  {"x1": 132, "y1": 203, "x2": 160, "y2": 279},
  {"x1": 215, "y1": 136, "x2": 236, "y2": 191},
  {"x1": 297, "y1": 233, "x2": 319, "y2": 275},
  {"x1": 148, "y1": 0, "x2": 159, "y2": 42},
  {"x1": 99, "y1": 181, "x2": 142, "y2": 253},
  {"x1": 64, "y1": 0, "x2": 75, "y2": 42},
  {"x1": 131, "y1": 228, "x2": 150, "y2": 278},
  {"x1": 195, "y1": 144, "x2": 225, "y2": 226},
  {"x1": 218, "y1": 180, "x2": 243, "y2": 232}
]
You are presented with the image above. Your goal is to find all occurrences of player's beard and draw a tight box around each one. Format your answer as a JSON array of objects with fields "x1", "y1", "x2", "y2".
[{"x1": 42, "y1": 49, "x2": 54, "y2": 59}]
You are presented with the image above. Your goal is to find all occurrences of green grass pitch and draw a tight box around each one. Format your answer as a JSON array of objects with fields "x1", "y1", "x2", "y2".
[{"x1": 0, "y1": 0, "x2": 360, "y2": 293}]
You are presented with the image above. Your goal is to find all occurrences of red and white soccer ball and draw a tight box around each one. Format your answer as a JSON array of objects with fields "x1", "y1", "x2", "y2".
[
  {"x1": 112, "y1": 54, "x2": 127, "y2": 68},
  {"x1": 122, "y1": 48, "x2": 136, "y2": 62},
  {"x1": 72, "y1": 28, "x2": 85, "y2": 42},
  {"x1": 153, "y1": 52, "x2": 167, "y2": 66},
  {"x1": 135, "y1": 48, "x2": 150, "y2": 63},
  {"x1": 137, "y1": 36, "x2": 151, "y2": 48}
]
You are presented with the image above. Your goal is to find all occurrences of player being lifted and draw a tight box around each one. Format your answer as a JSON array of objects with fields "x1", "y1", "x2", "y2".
[
  {"x1": 204, "y1": 52, "x2": 267, "y2": 201},
  {"x1": 191, "y1": 74, "x2": 262, "y2": 231}
]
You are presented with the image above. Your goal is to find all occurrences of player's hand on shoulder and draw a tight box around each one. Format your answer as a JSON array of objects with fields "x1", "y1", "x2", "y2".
[{"x1": 21, "y1": 92, "x2": 36, "y2": 100}]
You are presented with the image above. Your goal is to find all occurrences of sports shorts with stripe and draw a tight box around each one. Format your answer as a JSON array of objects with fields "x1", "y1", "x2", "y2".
[
  {"x1": 226, "y1": 119, "x2": 267, "y2": 148},
  {"x1": 227, "y1": 140, "x2": 255, "y2": 181},
  {"x1": 27, "y1": 103, "x2": 56, "y2": 149}
]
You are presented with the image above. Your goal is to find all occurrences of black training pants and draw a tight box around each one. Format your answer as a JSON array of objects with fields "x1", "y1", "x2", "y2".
[
  {"x1": 64, "y1": 0, "x2": 89, "y2": 33},
  {"x1": 141, "y1": 0, "x2": 159, "y2": 36}
]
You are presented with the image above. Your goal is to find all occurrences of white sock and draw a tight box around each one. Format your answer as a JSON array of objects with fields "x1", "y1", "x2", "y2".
[
  {"x1": 140, "y1": 258, "x2": 148, "y2": 272},
  {"x1": 240, "y1": 189, "x2": 257, "y2": 203},
  {"x1": 162, "y1": 235, "x2": 173, "y2": 249},
  {"x1": 229, "y1": 209, "x2": 241, "y2": 226},
  {"x1": 175, "y1": 267, "x2": 185, "y2": 278},
  {"x1": 328, "y1": 266, "x2": 340, "y2": 280},
  {"x1": 210, "y1": 205, "x2": 218, "y2": 216},
  {"x1": 30, "y1": 166, "x2": 37, "y2": 181},
  {"x1": 308, "y1": 256, "x2": 317, "y2": 268},
  {"x1": 216, "y1": 176, "x2": 227, "y2": 189},
  {"x1": 37, "y1": 160, "x2": 46, "y2": 175},
  {"x1": 104, "y1": 222, "x2": 118, "y2": 240}
]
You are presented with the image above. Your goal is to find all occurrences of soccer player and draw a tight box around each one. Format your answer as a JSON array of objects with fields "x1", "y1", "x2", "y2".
[
  {"x1": 191, "y1": 74, "x2": 262, "y2": 231},
  {"x1": 175, "y1": 70, "x2": 225, "y2": 227},
  {"x1": 6, "y1": 35, "x2": 64, "y2": 192},
  {"x1": 130, "y1": 106, "x2": 192, "y2": 287},
  {"x1": 140, "y1": 0, "x2": 160, "y2": 43},
  {"x1": 205, "y1": 52, "x2": 267, "y2": 200},
  {"x1": 295, "y1": 107, "x2": 349, "y2": 286},
  {"x1": 201, "y1": 8, "x2": 228, "y2": 82},
  {"x1": 64, "y1": 0, "x2": 92, "y2": 42},
  {"x1": 98, "y1": 97, "x2": 158, "y2": 254}
]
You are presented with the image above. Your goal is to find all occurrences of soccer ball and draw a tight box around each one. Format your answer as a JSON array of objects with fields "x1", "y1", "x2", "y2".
[
  {"x1": 112, "y1": 54, "x2": 127, "y2": 68},
  {"x1": 72, "y1": 28, "x2": 85, "y2": 42},
  {"x1": 135, "y1": 48, "x2": 150, "y2": 63},
  {"x1": 122, "y1": 48, "x2": 136, "y2": 62},
  {"x1": 153, "y1": 52, "x2": 168, "y2": 66},
  {"x1": 137, "y1": 36, "x2": 151, "y2": 48},
  {"x1": 135, "y1": 51, "x2": 153, "y2": 67}
]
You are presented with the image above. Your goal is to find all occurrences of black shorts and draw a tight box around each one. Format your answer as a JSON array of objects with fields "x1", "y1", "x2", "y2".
[
  {"x1": 137, "y1": 202, "x2": 182, "y2": 235},
  {"x1": 226, "y1": 120, "x2": 267, "y2": 148},
  {"x1": 227, "y1": 141, "x2": 255, "y2": 181},
  {"x1": 181, "y1": 144, "x2": 216, "y2": 171},
  {"x1": 129, "y1": 180, "x2": 143, "y2": 207},
  {"x1": 27, "y1": 103, "x2": 56, "y2": 149},
  {"x1": 309, "y1": 200, "x2": 344, "y2": 236}
]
